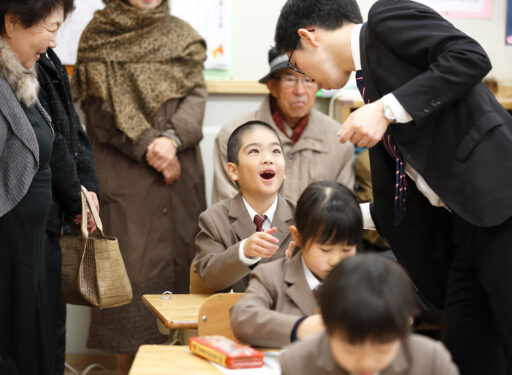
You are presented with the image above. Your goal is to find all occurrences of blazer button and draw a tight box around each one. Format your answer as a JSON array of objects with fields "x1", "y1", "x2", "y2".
[{"x1": 163, "y1": 208, "x2": 168, "y2": 215}]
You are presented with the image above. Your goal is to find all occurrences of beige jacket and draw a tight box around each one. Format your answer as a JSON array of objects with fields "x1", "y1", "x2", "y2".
[
  {"x1": 230, "y1": 252, "x2": 317, "y2": 348},
  {"x1": 194, "y1": 193, "x2": 295, "y2": 292},
  {"x1": 212, "y1": 95, "x2": 355, "y2": 203},
  {"x1": 279, "y1": 331, "x2": 459, "y2": 375}
]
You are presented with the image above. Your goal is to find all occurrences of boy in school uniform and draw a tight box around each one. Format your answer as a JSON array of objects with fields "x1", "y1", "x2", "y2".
[
  {"x1": 194, "y1": 121, "x2": 295, "y2": 292},
  {"x1": 279, "y1": 253, "x2": 459, "y2": 375}
]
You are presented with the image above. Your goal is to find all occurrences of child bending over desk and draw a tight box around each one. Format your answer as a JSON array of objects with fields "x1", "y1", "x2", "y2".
[
  {"x1": 230, "y1": 181, "x2": 362, "y2": 347},
  {"x1": 279, "y1": 253, "x2": 459, "y2": 375}
]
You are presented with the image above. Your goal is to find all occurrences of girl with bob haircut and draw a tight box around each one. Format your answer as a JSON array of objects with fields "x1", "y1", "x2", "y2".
[{"x1": 230, "y1": 181, "x2": 362, "y2": 348}]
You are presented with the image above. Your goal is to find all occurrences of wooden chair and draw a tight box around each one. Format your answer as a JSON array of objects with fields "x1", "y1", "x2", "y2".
[
  {"x1": 189, "y1": 262, "x2": 214, "y2": 295},
  {"x1": 197, "y1": 293, "x2": 244, "y2": 341}
]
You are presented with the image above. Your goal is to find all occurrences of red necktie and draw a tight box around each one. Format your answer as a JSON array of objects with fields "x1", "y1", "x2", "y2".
[{"x1": 254, "y1": 214, "x2": 267, "y2": 232}]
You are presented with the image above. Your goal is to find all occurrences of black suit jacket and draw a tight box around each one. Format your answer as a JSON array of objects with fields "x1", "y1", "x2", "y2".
[{"x1": 361, "y1": 0, "x2": 512, "y2": 307}]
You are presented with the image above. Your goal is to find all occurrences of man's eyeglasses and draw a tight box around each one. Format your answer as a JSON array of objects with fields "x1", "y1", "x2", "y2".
[
  {"x1": 287, "y1": 29, "x2": 315, "y2": 75},
  {"x1": 279, "y1": 75, "x2": 317, "y2": 89}
]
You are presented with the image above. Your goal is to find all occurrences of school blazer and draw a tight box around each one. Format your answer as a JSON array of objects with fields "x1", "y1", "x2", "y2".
[
  {"x1": 194, "y1": 193, "x2": 295, "y2": 292},
  {"x1": 279, "y1": 332, "x2": 459, "y2": 375},
  {"x1": 360, "y1": 0, "x2": 512, "y2": 308},
  {"x1": 230, "y1": 252, "x2": 317, "y2": 348}
]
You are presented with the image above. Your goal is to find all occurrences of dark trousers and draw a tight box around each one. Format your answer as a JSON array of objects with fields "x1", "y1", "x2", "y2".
[
  {"x1": 45, "y1": 233, "x2": 67, "y2": 375},
  {"x1": 444, "y1": 214, "x2": 512, "y2": 375}
]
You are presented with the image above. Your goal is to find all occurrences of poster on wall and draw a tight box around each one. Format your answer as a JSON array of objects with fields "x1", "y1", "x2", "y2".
[
  {"x1": 507, "y1": 0, "x2": 512, "y2": 44},
  {"x1": 171, "y1": 0, "x2": 232, "y2": 71},
  {"x1": 415, "y1": 0, "x2": 492, "y2": 18}
]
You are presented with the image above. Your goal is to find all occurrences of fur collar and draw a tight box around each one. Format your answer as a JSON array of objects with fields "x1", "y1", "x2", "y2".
[{"x1": 0, "y1": 37, "x2": 39, "y2": 107}]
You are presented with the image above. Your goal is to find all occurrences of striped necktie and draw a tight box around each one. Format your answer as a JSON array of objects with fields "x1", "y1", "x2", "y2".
[
  {"x1": 355, "y1": 70, "x2": 407, "y2": 223},
  {"x1": 254, "y1": 214, "x2": 267, "y2": 232}
]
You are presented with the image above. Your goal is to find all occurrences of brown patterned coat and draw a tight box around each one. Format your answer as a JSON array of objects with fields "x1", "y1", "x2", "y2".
[{"x1": 81, "y1": 87, "x2": 207, "y2": 353}]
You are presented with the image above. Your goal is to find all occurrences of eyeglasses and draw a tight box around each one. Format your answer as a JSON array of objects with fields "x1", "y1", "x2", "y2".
[
  {"x1": 279, "y1": 75, "x2": 318, "y2": 89},
  {"x1": 287, "y1": 29, "x2": 315, "y2": 75}
]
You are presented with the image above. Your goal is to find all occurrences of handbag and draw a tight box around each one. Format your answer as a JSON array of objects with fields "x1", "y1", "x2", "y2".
[{"x1": 60, "y1": 186, "x2": 133, "y2": 308}]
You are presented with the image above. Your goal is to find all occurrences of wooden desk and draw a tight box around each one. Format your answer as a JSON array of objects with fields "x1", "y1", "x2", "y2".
[
  {"x1": 130, "y1": 345, "x2": 222, "y2": 375},
  {"x1": 142, "y1": 294, "x2": 210, "y2": 334}
]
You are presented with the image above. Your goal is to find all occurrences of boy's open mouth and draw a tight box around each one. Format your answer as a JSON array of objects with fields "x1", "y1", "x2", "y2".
[{"x1": 260, "y1": 170, "x2": 275, "y2": 180}]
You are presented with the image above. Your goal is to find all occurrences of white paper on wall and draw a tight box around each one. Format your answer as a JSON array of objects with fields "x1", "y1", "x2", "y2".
[{"x1": 171, "y1": 0, "x2": 232, "y2": 71}]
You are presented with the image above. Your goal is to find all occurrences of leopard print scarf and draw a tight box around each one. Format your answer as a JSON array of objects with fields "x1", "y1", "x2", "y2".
[{"x1": 71, "y1": 0, "x2": 206, "y2": 141}]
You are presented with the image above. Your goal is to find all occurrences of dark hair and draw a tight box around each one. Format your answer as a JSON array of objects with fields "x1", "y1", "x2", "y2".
[
  {"x1": 319, "y1": 253, "x2": 418, "y2": 344},
  {"x1": 226, "y1": 120, "x2": 283, "y2": 164},
  {"x1": 0, "y1": 0, "x2": 75, "y2": 36},
  {"x1": 275, "y1": 0, "x2": 363, "y2": 52},
  {"x1": 295, "y1": 181, "x2": 362, "y2": 249}
]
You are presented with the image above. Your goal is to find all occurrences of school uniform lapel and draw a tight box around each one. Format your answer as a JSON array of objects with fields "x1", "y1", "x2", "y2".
[
  {"x1": 271, "y1": 195, "x2": 294, "y2": 246},
  {"x1": 284, "y1": 253, "x2": 317, "y2": 315},
  {"x1": 228, "y1": 193, "x2": 256, "y2": 241}
]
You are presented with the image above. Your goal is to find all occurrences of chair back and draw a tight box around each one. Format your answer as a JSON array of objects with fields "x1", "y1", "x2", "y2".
[
  {"x1": 197, "y1": 293, "x2": 244, "y2": 340},
  {"x1": 190, "y1": 262, "x2": 214, "y2": 295}
]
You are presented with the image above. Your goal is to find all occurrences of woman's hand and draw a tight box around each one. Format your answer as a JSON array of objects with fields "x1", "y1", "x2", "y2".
[
  {"x1": 146, "y1": 137, "x2": 181, "y2": 184},
  {"x1": 161, "y1": 157, "x2": 181, "y2": 184},
  {"x1": 73, "y1": 191, "x2": 99, "y2": 233}
]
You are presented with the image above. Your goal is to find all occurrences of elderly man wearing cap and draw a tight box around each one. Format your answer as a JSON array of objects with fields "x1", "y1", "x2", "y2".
[{"x1": 212, "y1": 47, "x2": 355, "y2": 203}]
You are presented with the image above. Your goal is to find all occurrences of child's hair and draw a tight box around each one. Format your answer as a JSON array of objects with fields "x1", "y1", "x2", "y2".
[
  {"x1": 295, "y1": 181, "x2": 362, "y2": 249},
  {"x1": 226, "y1": 120, "x2": 283, "y2": 164},
  {"x1": 319, "y1": 253, "x2": 418, "y2": 344}
]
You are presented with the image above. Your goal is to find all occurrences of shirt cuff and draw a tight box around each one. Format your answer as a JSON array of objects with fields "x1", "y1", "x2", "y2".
[
  {"x1": 360, "y1": 202, "x2": 376, "y2": 230},
  {"x1": 381, "y1": 93, "x2": 413, "y2": 124},
  {"x1": 238, "y1": 239, "x2": 261, "y2": 266}
]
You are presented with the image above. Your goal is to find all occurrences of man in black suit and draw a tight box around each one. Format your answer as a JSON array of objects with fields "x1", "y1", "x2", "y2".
[{"x1": 275, "y1": 1, "x2": 512, "y2": 374}]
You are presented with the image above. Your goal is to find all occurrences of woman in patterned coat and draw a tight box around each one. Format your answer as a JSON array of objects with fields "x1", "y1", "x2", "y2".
[{"x1": 72, "y1": 0, "x2": 207, "y2": 372}]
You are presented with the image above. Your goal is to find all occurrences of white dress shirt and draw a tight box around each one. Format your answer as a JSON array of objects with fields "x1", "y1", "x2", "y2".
[
  {"x1": 301, "y1": 256, "x2": 321, "y2": 291},
  {"x1": 238, "y1": 196, "x2": 279, "y2": 265}
]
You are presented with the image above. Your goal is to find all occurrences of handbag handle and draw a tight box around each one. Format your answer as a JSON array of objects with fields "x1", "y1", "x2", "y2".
[{"x1": 79, "y1": 185, "x2": 104, "y2": 238}]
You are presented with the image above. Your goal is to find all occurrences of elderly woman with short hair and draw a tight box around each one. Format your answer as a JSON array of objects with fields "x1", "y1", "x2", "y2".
[{"x1": 0, "y1": 0, "x2": 74, "y2": 374}]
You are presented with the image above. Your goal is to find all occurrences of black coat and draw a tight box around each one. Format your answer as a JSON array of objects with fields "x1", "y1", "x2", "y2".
[
  {"x1": 37, "y1": 49, "x2": 99, "y2": 234},
  {"x1": 362, "y1": 0, "x2": 512, "y2": 307}
]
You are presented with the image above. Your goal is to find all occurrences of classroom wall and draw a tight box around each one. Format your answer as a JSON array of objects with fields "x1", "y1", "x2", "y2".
[{"x1": 66, "y1": 0, "x2": 511, "y2": 355}]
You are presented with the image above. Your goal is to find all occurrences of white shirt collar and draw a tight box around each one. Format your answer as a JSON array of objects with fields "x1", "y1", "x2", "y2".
[
  {"x1": 351, "y1": 23, "x2": 363, "y2": 71},
  {"x1": 301, "y1": 256, "x2": 322, "y2": 291},
  {"x1": 242, "y1": 196, "x2": 278, "y2": 227}
]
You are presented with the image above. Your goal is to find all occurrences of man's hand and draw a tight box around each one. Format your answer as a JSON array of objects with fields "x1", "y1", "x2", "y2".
[
  {"x1": 337, "y1": 99, "x2": 390, "y2": 148},
  {"x1": 243, "y1": 227, "x2": 280, "y2": 258},
  {"x1": 73, "y1": 191, "x2": 99, "y2": 233},
  {"x1": 297, "y1": 314, "x2": 325, "y2": 340},
  {"x1": 146, "y1": 137, "x2": 181, "y2": 184}
]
